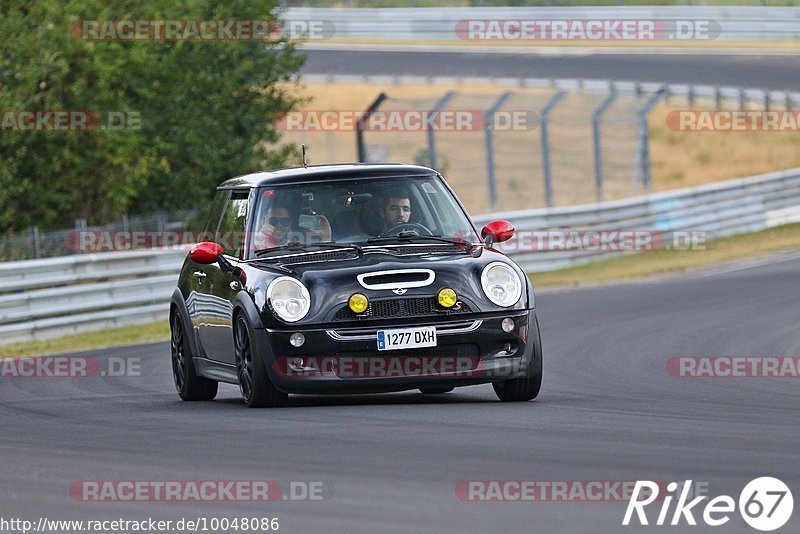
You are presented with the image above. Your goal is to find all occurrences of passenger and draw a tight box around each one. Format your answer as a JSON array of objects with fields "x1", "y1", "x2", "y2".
[{"x1": 254, "y1": 205, "x2": 291, "y2": 250}]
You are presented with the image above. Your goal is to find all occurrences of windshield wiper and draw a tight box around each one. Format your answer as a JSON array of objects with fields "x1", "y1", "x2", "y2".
[
  {"x1": 254, "y1": 241, "x2": 362, "y2": 257},
  {"x1": 366, "y1": 233, "x2": 475, "y2": 247}
]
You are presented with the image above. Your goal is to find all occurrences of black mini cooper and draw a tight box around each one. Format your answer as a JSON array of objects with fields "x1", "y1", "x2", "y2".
[{"x1": 170, "y1": 164, "x2": 542, "y2": 407}]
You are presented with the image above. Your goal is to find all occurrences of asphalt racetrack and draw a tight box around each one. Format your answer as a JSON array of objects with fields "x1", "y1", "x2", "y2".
[
  {"x1": 2, "y1": 253, "x2": 799, "y2": 533},
  {"x1": 301, "y1": 46, "x2": 800, "y2": 91}
]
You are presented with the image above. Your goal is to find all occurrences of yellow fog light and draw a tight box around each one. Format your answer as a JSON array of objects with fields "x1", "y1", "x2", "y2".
[
  {"x1": 348, "y1": 293, "x2": 369, "y2": 314},
  {"x1": 437, "y1": 288, "x2": 457, "y2": 308}
]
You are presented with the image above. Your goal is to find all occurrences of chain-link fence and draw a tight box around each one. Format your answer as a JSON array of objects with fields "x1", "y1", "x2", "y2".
[
  {"x1": 355, "y1": 85, "x2": 651, "y2": 214},
  {"x1": 0, "y1": 208, "x2": 202, "y2": 262}
]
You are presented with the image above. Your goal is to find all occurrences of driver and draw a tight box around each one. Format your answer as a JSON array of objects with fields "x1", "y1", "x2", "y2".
[{"x1": 380, "y1": 187, "x2": 412, "y2": 232}]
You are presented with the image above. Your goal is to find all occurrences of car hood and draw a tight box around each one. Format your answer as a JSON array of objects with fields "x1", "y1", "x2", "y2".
[{"x1": 246, "y1": 246, "x2": 530, "y2": 326}]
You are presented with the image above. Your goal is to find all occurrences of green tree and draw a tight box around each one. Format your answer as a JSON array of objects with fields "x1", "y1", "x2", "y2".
[{"x1": 0, "y1": 0, "x2": 303, "y2": 232}]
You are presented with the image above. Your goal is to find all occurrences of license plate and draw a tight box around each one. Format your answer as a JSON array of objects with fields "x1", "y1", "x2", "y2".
[{"x1": 377, "y1": 326, "x2": 437, "y2": 351}]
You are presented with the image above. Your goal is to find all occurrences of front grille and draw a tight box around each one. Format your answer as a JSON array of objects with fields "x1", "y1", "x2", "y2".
[{"x1": 333, "y1": 296, "x2": 472, "y2": 321}]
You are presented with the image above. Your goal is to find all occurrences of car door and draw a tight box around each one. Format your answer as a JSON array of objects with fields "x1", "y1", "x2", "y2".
[
  {"x1": 187, "y1": 190, "x2": 228, "y2": 353},
  {"x1": 195, "y1": 190, "x2": 250, "y2": 364}
]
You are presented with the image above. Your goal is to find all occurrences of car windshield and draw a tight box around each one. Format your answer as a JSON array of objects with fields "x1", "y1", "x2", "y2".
[{"x1": 250, "y1": 175, "x2": 479, "y2": 256}]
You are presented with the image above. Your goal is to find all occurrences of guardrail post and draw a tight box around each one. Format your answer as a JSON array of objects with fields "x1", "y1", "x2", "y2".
[
  {"x1": 31, "y1": 226, "x2": 41, "y2": 259},
  {"x1": 483, "y1": 91, "x2": 514, "y2": 211},
  {"x1": 635, "y1": 87, "x2": 666, "y2": 193},
  {"x1": 739, "y1": 89, "x2": 746, "y2": 111},
  {"x1": 715, "y1": 87, "x2": 722, "y2": 109},
  {"x1": 688, "y1": 85, "x2": 695, "y2": 107},
  {"x1": 764, "y1": 91, "x2": 770, "y2": 112},
  {"x1": 592, "y1": 88, "x2": 617, "y2": 203},
  {"x1": 426, "y1": 91, "x2": 457, "y2": 170},
  {"x1": 356, "y1": 92, "x2": 388, "y2": 162},
  {"x1": 540, "y1": 90, "x2": 567, "y2": 208}
]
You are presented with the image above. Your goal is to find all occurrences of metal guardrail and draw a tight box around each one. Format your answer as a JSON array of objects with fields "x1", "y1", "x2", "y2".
[
  {"x1": 0, "y1": 250, "x2": 186, "y2": 345},
  {"x1": 285, "y1": 6, "x2": 800, "y2": 41},
  {"x1": 2, "y1": 167, "x2": 800, "y2": 345},
  {"x1": 474, "y1": 167, "x2": 800, "y2": 271}
]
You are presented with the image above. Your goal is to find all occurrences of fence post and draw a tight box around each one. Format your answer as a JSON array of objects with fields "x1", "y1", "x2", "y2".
[
  {"x1": 356, "y1": 92, "x2": 388, "y2": 162},
  {"x1": 540, "y1": 90, "x2": 567, "y2": 208},
  {"x1": 31, "y1": 226, "x2": 41, "y2": 259},
  {"x1": 592, "y1": 88, "x2": 617, "y2": 203},
  {"x1": 427, "y1": 91, "x2": 457, "y2": 170},
  {"x1": 483, "y1": 91, "x2": 514, "y2": 211},
  {"x1": 635, "y1": 87, "x2": 666, "y2": 193}
]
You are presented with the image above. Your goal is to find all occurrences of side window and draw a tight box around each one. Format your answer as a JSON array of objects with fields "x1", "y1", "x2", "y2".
[
  {"x1": 203, "y1": 191, "x2": 230, "y2": 239},
  {"x1": 217, "y1": 191, "x2": 250, "y2": 257}
]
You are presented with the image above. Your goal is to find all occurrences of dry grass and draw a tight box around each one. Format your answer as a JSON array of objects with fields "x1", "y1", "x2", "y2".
[{"x1": 649, "y1": 104, "x2": 800, "y2": 190}]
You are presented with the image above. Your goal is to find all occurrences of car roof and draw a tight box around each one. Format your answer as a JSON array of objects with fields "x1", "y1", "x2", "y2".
[{"x1": 218, "y1": 163, "x2": 440, "y2": 190}]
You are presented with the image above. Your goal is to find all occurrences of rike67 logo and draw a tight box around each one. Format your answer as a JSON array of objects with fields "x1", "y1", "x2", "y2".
[{"x1": 623, "y1": 478, "x2": 793, "y2": 531}]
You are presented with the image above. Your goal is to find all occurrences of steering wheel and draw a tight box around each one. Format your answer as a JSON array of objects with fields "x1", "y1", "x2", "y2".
[{"x1": 381, "y1": 222, "x2": 433, "y2": 237}]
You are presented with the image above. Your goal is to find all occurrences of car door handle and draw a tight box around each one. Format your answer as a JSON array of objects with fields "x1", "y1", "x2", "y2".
[{"x1": 192, "y1": 271, "x2": 207, "y2": 279}]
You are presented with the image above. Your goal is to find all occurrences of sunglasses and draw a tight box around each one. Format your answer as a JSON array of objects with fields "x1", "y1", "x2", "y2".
[{"x1": 268, "y1": 216, "x2": 291, "y2": 227}]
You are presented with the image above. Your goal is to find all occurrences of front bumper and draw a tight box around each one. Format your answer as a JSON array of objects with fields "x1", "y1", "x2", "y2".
[{"x1": 255, "y1": 309, "x2": 538, "y2": 394}]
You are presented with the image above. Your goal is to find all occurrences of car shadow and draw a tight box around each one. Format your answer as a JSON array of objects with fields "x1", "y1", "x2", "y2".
[{"x1": 208, "y1": 388, "x2": 499, "y2": 409}]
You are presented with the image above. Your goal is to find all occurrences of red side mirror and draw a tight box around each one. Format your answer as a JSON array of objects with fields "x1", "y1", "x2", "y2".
[
  {"x1": 481, "y1": 220, "x2": 515, "y2": 243},
  {"x1": 189, "y1": 242, "x2": 223, "y2": 264}
]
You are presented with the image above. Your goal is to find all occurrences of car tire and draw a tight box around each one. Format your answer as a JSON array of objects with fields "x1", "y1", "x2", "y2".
[
  {"x1": 234, "y1": 314, "x2": 288, "y2": 408},
  {"x1": 419, "y1": 386, "x2": 454, "y2": 394},
  {"x1": 492, "y1": 316, "x2": 542, "y2": 402},
  {"x1": 171, "y1": 309, "x2": 218, "y2": 401}
]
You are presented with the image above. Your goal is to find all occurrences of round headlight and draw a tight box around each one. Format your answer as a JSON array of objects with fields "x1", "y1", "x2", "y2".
[
  {"x1": 480, "y1": 262, "x2": 522, "y2": 307},
  {"x1": 437, "y1": 288, "x2": 457, "y2": 308},
  {"x1": 267, "y1": 277, "x2": 311, "y2": 323},
  {"x1": 349, "y1": 293, "x2": 369, "y2": 314}
]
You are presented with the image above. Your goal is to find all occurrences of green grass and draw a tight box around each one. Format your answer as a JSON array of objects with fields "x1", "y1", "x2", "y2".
[
  {"x1": 532, "y1": 222, "x2": 800, "y2": 287},
  {"x1": 0, "y1": 321, "x2": 170, "y2": 358}
]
